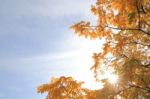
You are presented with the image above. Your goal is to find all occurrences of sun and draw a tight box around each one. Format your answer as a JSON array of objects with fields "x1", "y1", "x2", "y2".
[
  {"x1": 66, "y1": 37, "x2": 106, "y2": 90},
  {"x1": 102, "y1": 68, "x2": 118, "y2": 84},
  {"x1": 67, "y1": 36, "x2": 118, "y2": 89},
  {"x1": 107, "y1": 73, "x2": 118, "y2": 84}
]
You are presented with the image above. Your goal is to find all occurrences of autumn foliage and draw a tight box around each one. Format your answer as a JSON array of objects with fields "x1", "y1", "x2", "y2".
[{"x1": 38, "y1": 0, "x2": 150, "y2": 98}]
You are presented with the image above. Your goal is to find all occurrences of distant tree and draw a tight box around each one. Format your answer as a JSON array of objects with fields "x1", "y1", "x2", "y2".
[{"x1": 38, "y1": 0, "x2": 150, "y2": 98}]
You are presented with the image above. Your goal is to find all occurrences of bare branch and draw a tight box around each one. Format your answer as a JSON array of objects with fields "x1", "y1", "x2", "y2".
[
  {"x1": 141, "y1": 63, "x2": 150, "y2": 69},
  {"x1": 129, "y1": 84, "x2": 150, "y2": 93},
  {"x1": 84, "y1": 24, "x2": 150, "y2": 36},
  {"x1": 105, "y1": 25, "x2": 150, "y2": 35}
]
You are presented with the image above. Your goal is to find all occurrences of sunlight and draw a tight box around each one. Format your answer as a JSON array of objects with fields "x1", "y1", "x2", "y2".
[
  {"x1": 107, "y1": 73, "x2": 118, "y2": 84},
  {"x1": 103, "y1": 69, "x2": 118, "y2": 84},
  {"x1": 65, "y1": 36, "x2": 106, "y2": 90},
  {"x1": 78, "y1": 71, "x2": 104, "y2": 90},
  {"x1": 65, "y1": 36, "x2": 119, "y2": 89},
  {"x1": 71, "y1": 38, "x2": 105, "y2": 90}
]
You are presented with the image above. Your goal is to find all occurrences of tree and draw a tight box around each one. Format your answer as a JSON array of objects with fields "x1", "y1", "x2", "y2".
[
  {"x1": 37, "y1": 76, "x2": 86, "y2": 99},
  {"x1": 38, "y1": 0, "x2": 150, "y2": 98}
]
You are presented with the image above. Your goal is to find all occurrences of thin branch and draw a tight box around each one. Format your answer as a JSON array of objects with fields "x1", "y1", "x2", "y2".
[
  {"x1": 141, "y1": 77, "x2": 149, "y2": 87},
  {"x1": 105, "y1": 25, "x2": 139, "y2": 31},
  {"x1": 136, "y1": 0, "x2": 141, "y2": 29},
  {"x1": 129, "y1": 84, "x2": 150, "y2": 93},
  {"x1": 139, "y1": 28, "x2": 150, "y2": 35},
  {"x1": 141, "y1": 63, "x2": 150, "y2": 69},
  {"x1": 105, "y1": 25, "x2": 150, "y2": 35},
  {"x1": 132, "y1": 41, "x2": 150, "y2": 47},
  {"x1": 61, "y1": 84, "x2": 76, "y2": 99},
  {"x1": 116, "y1": 86, "x2": 133, "y2": 95},
  {"x1": 108, "y1": 40, "x2": 150, "y2": 47},
  {"x1": 85, "y1": 25, "x2": 150, "y2": 36}
]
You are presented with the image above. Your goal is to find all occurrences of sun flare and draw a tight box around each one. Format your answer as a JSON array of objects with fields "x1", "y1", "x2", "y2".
[
  {"x1": 107, "y1": 73, "x2": 118, "y2": 84},
  {"x1": 103, "y1": 69, "x2": 118, "y2": 84},
  {"x1": 68, "y1": 37, "x2": 118, "y2": 89}
]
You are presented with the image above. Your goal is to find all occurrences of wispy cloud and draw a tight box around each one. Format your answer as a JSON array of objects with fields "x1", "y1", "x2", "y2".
[
  {"x1": 0, "y1": 0, "x2": 94, "y2": 18},
  {"x1": 0, "y1": 0, "x2": 99, "y2": 99},
  {"x1": 0, "y1": 0, "x2": 96, "y2": 58}
]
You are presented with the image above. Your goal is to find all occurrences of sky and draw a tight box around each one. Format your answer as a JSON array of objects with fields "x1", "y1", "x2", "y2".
[{"x1": 0, "y1": 0, "x2": 105, "y2": 99}]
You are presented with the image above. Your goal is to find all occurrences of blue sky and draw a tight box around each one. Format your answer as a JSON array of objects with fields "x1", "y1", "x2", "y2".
[{"x1": 0, "y1": 0, "x2": 105, "y2": 98}]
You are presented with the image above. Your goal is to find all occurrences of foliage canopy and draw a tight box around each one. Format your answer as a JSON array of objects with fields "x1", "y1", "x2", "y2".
[{"x1": 38, "y1": 0, "x2": 150, "y2": 98}]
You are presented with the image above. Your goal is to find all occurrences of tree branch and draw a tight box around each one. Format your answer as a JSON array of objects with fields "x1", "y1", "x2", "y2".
[
  {"x1": 141, "y1": 63, "x2": 150, "y2": 69},
  {"x1": 61, "y1": 84, "x2": 76, "y2": 99},
  {"x1": 136, "y1": 0, "x2": 141, "y2": 29},
  {"x1": 132, "y1": 41, "x2": 150, "y2": 47},
  {"x1": 105, "y1": 25, "x2": 150, "y2": 35},
  {"x1": 129, "y1": 84, "x2": 150, "y2": 93},
  {"x1": 85, "y1": 25, "x2": 150, "y2": 36},
  {"x1": 116, "y1": 86, "x2": 133, "y2": 95}
]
